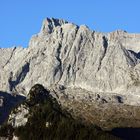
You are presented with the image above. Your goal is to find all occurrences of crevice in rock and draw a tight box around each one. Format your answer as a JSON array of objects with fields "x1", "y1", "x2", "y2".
[
  {"x1": 3, "y1": 47, "x2": 16, "y2": 68},
  {"x1": 57, "y1": 26, "x2": 79, "y2": 84},
  {"x1": 62, "y1": 26, "x2": 79, "y2": 66},
  {"x1": 67, "y1": 64, "x2": 71, "y2": 80},
  {"x1": 73, "y1": 29, "x2": 88, "y2": 84},
  {"x1": 97, "y1": 36, "x2": 108, "y2": 71},
  {"x1": 54, "y1": 43, "x2": 63, "y2": 83}
]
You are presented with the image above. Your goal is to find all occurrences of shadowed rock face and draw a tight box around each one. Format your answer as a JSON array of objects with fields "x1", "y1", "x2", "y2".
[
  {"x1": 111, "y1": 128, "x2": 140, "y2": 140},
  {"x1": 0, "y1": 91, "x2": 25, "y2": 125},
  {"x1": 0, "y1": 18, "x2": 140, "y2": 105}
]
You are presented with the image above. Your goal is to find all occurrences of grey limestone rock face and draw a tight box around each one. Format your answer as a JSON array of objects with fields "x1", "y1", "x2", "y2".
[{"x1": 0, "y1": 18, "x2": 140, "y2": 105}]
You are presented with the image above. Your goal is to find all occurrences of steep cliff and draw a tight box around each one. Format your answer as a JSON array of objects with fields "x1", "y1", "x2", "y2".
[{"x1": 0, "y1": 18, "x2": 140, "y2": 105}]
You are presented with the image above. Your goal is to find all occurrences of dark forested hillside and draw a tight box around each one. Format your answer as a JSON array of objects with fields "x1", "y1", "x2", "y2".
[{"x1": 0, "y1": 84, "x2": 120, "y2": 140}]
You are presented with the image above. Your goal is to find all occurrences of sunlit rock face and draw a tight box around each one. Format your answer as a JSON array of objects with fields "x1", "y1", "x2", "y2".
[{"x1": 0, "y1": 18, "x2": 140, "y2": 105}]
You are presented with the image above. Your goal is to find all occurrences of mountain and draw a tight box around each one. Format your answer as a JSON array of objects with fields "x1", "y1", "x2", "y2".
[
  {"x1": 1, "y1": 18, "x2": 140, "y2": 139},
  {"x1": 0, "y1": 18, "x2": 140, "y2": 104}
]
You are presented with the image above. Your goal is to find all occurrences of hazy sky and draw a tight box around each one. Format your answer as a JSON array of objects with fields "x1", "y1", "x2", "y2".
[{"x1": 0, "y1": 0, "x2": 140, "y2": 47}]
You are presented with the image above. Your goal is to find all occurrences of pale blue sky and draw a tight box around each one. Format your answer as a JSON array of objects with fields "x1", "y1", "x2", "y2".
[{"x1": 0, "y1": 0, "x2": 140, "y2": 47}]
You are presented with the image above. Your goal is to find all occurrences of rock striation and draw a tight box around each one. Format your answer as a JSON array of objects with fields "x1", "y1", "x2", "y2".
[{"x1": 0, "y1": 18, "x2": 140, "y2": 105}]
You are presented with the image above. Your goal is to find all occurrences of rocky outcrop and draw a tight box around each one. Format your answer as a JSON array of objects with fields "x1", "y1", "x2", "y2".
[
  {"x1": 8, "y1": 104, "x2": 29, "y2": 127},
  {"x1": 0, "y1": 91, "x2": 25, "y2": 125},
  {"x1": 0, "y1": 18, "x2": 140, "y2": 105}
]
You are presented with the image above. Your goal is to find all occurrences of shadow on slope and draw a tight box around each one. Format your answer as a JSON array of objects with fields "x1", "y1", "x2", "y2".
[
  {"x1": 0, "y1": 91, "x2": 26, "y2": 124},
  {"x1": 128, "y1": 50, "x2": 140, "y2": 59},
  {"x1": 0, "y1": 84, "x2": 120, "y2": 140},
  {"x1": 111, "y1": 127, "x2": 140, "y2": 140}
]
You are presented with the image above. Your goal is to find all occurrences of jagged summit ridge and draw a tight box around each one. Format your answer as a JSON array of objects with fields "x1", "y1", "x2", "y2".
[
  {"x1": 0, "y1": 18, "x2": 140, "y2": 105},
  {"x1": 40, "y1": 18, "x2": 69, "y2": 34}
]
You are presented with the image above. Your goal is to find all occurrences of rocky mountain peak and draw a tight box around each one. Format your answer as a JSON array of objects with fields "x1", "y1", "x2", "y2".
[
  {"x1": 40, "y1": 17, "x2": 68, "y2": 34},
  {"x1": 0, "y1": 18, "x2": 140, "y2": 105},
  {"x1": 1, "y1": 18, "x2": 140, "y2": 140}
]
